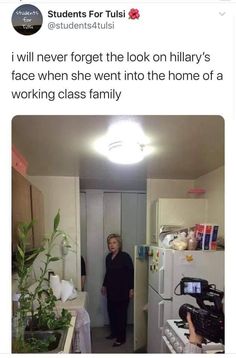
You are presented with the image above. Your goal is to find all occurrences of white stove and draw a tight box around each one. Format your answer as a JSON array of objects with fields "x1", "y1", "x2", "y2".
[{"x1": 162, "y1": 319, "x2": 224, "y2": 354}]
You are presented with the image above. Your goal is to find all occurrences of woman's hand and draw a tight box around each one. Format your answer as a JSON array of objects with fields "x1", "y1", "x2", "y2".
[
  {"x1": 101, "y1": 286, "x2": 107, "y2": 296},
  {"x1": 129, "y1": 289, "x2": 134, "y2": 299},
  {"x1": 186, "y1": 312, "x2": 203, "y2": 345}
]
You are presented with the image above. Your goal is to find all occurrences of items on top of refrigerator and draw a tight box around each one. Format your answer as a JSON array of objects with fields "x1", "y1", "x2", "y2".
[
  {"x1": 187, "y1": 230, "x2": 198, "y2": 250},
  {"x1": 160, "y1": 225, "x2": 188, "y2": 248},
  {"x1": 171, "y1": 234, "x2": 188, "y2": 250},
  {"x1": 160, "y1": 226, "x2": 189, "y2": 249},
  {"x1": 161, "y1": 234, "x2": 174, "y2": 248},
  {"x1": 217, "y1": 236, "x2": 224, "y2": 249},
  {"x1": 195, "y1": 224, "x2": 219, "y2": 250},
  {"x1": 160, "y1": 225, "x2": 185, "y2": 233},
  {"x1": 159, "y1": 224, "x2": 220, "y2": 251}
]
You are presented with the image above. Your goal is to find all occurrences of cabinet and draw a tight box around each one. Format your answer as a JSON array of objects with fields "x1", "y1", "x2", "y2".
[
  {"x1": 31, "y1": 185, "x2": 45, "y2": 249},
  {"x1": 151, "y1": 198, "x2": 208, "y2": 244},
  {"x1": 12, "y1": 168, "x2": 45, "y2": 252}
]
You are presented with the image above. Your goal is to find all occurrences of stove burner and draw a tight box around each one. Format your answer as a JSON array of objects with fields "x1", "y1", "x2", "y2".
[
  {"x1": 174, "y1": 320, "x2": 209, "y2": 344},
  {"x1": 174, "y1": 320, "x2": 189, "y2": 329}
]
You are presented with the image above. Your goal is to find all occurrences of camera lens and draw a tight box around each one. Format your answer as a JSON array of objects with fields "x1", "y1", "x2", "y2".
[{"x1": 179, "y1": 303, "x2": 197, "y2": 321}]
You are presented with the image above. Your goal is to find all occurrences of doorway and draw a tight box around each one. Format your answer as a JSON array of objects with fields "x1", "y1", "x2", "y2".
[{"x1": 80, "y1": 190, "x2": 146, "y2": 327}]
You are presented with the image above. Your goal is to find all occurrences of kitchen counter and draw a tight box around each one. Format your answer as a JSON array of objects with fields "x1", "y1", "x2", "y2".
[
  {"x1": 55, "y1": 291, "x2": 88, "y2": 316},
  {"x1": 63, "y1": 316, "x2": 76, "y2": 353},
  {"x1": 55, "y1": 291, "x2": 88, "y2": 353}
]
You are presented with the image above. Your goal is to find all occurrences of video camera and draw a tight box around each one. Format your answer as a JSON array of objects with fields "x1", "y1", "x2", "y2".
[{"x1": 177, "y1": 277, "x2": 224, "y2": 344}]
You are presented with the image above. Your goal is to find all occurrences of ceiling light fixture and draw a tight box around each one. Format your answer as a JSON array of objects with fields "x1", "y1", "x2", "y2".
[
  {"x1": 107, "y1": 140, "x2": 145, "y2": 164},
  {"x1": 94, "y1": 120, "x2": 152, "y2": 165}
]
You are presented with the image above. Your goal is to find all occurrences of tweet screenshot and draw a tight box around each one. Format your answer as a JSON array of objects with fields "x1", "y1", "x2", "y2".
[{"x1": 0, "y1": 0, "x2": 235, "y2": 354}]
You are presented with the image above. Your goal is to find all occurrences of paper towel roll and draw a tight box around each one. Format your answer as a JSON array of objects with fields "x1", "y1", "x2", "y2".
[{"x1": 50, "y1": 275, "x2": 61, "y2": 299}]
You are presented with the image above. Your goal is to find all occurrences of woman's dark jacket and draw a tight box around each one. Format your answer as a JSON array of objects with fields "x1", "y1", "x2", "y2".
[{"x1": 103, "y1": 251, "x2": 134, "y2": 302}]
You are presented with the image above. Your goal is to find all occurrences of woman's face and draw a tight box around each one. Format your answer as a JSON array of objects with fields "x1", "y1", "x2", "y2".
[{"x1": 108, "y1": 238, "x2": 120, "y2": 254}]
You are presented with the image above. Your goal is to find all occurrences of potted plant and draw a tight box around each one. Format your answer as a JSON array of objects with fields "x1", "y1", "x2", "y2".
[{"x1": 12, "y1": 210, "x2": 72, "y2": 353}]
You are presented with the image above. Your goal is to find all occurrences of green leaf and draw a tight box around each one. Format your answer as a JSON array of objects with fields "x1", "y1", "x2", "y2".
[
  {"x1": 53, "y1": 210, "x2": 60, "y2": 231},
  {"x1": 37, "y1": 247, "x2": 44, "y2": 254},
  {"x1": 17, "y1": 244, "x2": 24, "y2": 258},
  {"x1": 38, "y1": 288, "x2": 49, "y2": 297},
  {"x1": 26, "y1": 220, "x2": 36, "y2": 232},
  {"x1": 25, "y1": 252, "x2": 39, "y2": 262},
  {"x1": 49, "y1": 257, "x2": 60, "y2": 262},
  {"x1": 21, "y1": 223, "x2": 29, "y2": 235},
  {"x1": 17, "y1": 228, "x2": 26, "y2": 242}
]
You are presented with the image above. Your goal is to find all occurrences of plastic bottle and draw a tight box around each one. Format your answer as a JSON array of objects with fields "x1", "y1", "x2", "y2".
[{"x1": 187, "y1": 230, "x2": 198, "y2": 250}]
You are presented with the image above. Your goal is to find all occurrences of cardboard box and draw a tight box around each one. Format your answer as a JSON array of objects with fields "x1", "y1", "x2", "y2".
[{"x1": 195, "y1": 224, "x2": 219, "y2": 250}]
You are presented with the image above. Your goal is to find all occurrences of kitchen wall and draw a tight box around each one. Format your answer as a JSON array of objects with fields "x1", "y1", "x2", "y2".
[
  {"x1": 194, "y1": 166, "x2": 224, "y2": 237},
  {"x1": 29, "y1": 176, "x2": 81, "y2": 289}
]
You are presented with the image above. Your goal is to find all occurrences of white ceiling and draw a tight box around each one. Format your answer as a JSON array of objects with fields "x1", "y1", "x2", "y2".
[{"x1": 12, "y1": 115, "x2": 224, "y2": 190}]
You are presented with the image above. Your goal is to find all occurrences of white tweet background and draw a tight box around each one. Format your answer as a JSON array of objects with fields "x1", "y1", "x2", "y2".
[{"x1": 0, "y1": 1, "x2": 235, "y2": 354}]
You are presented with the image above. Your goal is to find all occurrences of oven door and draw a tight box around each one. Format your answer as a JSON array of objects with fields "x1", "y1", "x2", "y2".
[{"x1": 161, "y1": 335, "x2": 176, "y2": 353}]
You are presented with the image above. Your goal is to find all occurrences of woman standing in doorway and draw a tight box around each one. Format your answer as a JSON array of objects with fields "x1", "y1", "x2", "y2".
[{"x1": 101, "y1": 234, "x2": 134, "y2": 347}]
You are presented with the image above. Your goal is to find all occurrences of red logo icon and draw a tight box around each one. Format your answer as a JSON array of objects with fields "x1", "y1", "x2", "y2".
[{"x1": 128, "y1": 8, "x2": 140, "y2": 20}]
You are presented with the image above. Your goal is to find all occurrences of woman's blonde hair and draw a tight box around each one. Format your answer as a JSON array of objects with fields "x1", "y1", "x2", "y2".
[{"x1": 107, "y1": 234, "x2": 122, "y2": 251}]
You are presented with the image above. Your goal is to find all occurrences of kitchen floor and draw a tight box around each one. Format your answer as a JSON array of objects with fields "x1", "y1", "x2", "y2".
[{"x1": 91, "y1": 325, "x2": 134, "y2": 353}]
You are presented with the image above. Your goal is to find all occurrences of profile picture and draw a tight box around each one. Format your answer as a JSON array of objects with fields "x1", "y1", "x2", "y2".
[{"x1": 12, "y1": 4, "x2": 43, "y2": 35}]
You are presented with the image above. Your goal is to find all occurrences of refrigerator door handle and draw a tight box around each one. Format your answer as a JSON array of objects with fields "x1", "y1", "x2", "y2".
[
  {"x1": 157, "y1": 300, "x2": 165, "y2": 330},
  {"x1": 159, "y1": 266, "x2": 164, "y2": 295}
]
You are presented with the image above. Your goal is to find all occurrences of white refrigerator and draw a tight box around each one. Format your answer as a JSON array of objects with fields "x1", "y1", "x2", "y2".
[{"x1": 147, "y1": 246, "x2": 224, "y2": 353}]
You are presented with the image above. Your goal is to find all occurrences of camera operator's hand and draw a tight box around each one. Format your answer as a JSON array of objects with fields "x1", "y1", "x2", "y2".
[
  {"x1": 183, "y1": 313, "x2": 204, "y2": 353},
  {"x1": 187, "y1": 312, "x2": 203, "y2": 346}
]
